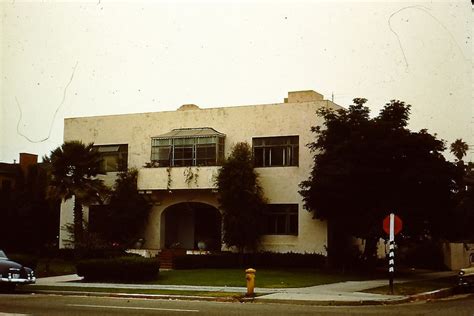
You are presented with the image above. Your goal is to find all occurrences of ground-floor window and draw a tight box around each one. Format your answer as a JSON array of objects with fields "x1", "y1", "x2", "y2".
[{"x1": 263, "y1": 204, "x2": 298, "y2": 235}]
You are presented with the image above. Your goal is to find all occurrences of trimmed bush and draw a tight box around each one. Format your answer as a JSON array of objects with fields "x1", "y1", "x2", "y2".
[
  {"x1": 399, "y1": 241, "x2": 446, "y2": 270},
  {"x1": 76, "y1": 256, "x2": 159, "y2": 281},
  {"x1": 173, "y1": 252, "x2": 327, "y2": 269},
  {"x1": 8, "y1": 254, "x2": 39, "y2": 270}
]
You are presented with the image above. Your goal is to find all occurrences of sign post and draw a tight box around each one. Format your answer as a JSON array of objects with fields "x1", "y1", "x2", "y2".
[{"x1": 383, "y1": 213, "x2": 402, "y2": 295}]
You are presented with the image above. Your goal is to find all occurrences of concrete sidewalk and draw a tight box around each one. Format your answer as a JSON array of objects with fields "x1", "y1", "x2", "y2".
[{"x1": 29, "y1": 270, "x2": 458, "y2": 305}]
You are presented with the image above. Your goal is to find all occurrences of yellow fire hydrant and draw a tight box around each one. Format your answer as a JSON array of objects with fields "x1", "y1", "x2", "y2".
[{"x1": 245, "y1": 268, "x2": 256, "y2": 297}]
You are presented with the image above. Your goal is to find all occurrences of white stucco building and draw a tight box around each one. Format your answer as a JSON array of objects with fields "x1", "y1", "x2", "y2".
[{"x1": 59, "y1": 90, "x2": 341, "y2": 254}]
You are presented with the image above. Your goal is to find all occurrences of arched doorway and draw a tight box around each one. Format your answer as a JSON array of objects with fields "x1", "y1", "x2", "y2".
[{"x1": 162, "y1": 202, "x2": 221, "y2": 251}]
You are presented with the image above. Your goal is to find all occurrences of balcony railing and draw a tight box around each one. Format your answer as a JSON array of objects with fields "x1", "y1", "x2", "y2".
[{"x1": 137, "y1": 166, "x2": 221, "y2": 190}]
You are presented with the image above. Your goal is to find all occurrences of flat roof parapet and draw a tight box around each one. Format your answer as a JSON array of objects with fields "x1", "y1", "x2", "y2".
[{"x1": 285, "y1": 90, "x2": 324, "y2": 103}]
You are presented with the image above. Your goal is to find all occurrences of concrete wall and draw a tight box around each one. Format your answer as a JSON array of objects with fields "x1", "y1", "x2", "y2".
[
  {"x1": 442, "y1": 242, "x2": 474, "y2": 270},
  {"x1": 60, "y1": 90, "x2": 341, "y2": 254}
]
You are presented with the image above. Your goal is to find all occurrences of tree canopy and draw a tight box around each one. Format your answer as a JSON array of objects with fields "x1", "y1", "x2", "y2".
[
  {"x1": 44, "y1": 140, "x2": 107, "y2": 244},
  {"x1": 0, "y1": 163, "x2": 59, "y2": 252},
  {"x1": 216, "y1": 142, "x2": 266, "y2": 252},
  {"x1": 98, "y1": 168, "x2": 151, "y2": 246},
  {"x1": 299, "y1": 99, "x2": 462, "y2": 261},
  {"x1": 448, "y1": 139, "x2": 474, "y2": 242}
]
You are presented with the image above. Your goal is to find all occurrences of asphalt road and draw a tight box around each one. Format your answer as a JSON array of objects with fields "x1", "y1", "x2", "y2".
[{"x1": 0, "y1": 293, "x2": 474, "y2": 316}]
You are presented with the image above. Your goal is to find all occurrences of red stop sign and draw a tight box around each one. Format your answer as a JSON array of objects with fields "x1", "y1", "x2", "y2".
[{"x1": 383, "y1": 214, "x2": 403, "y2": 235}]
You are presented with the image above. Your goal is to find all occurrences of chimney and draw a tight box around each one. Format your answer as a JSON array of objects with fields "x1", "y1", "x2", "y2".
[{"x1": 19, "y1": 153, "x2": 38, "y2": 176}]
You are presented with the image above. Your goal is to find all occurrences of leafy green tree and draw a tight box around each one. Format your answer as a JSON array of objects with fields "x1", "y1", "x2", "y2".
[
  {"x1": 98, "y1": 169, "x2": 151, "y2": 246},
  {"x1": 44, "y1": 141, "x2": 107, "y2": 245},
  {"x1": 216, "y1": 142, "x2": 266, "y2": 253},
  {"x1": 299, "y1": 99, "x2": 460, "y2": 266}
]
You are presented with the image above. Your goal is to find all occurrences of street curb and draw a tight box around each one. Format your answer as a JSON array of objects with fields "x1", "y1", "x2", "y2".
[
  {"x1": 250, "y1": 287, "x2": 461, "y2": 306},
  {"x1": 22, "y1": 289, "x2": 413, "y2": 306},
  {"x1": 19, "y1": 286, "x2": 461, "y2": 306},
  {"x1": 252, "y1": 297, "x2": 412, "y2": 306},
  {"x1": 409, "y1": 287, "x2": 456, "y2": 301},
  {"x1": 23, "y1": 289, "x2": 241, "y2": 303}
]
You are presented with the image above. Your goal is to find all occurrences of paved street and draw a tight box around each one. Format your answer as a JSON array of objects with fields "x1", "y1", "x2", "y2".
[{"x1": 1, "y1": 293, "x2": 474, "y2": 316}]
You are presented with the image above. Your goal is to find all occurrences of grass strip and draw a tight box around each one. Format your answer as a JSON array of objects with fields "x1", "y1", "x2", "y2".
[{"x1": 363, "y1": 276, "x2": 456, "y2": 296}]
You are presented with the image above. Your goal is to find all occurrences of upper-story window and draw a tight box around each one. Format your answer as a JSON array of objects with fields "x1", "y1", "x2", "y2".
[
  {"x1": 151, "y1": 128, "x2": 225, "y2": 167},
  {"x1": 95, "y1": 144, "x2": 128, "y2": 172},
  {"x1": 253, "y1": 136, "x2": 299, "y2": 167}
]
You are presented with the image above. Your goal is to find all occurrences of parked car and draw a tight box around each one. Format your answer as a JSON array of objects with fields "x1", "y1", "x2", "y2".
[
  {"x1": 0, "y1": 250, "x2": 36, "y2": 291},
  {"x1": 458, "y1": 266, "x2": 474, "y2": 289}
]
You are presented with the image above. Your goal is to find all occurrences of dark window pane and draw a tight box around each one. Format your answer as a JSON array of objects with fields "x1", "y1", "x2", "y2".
[
  {"x1": 95, "y1": 144, "x2": 128, "y2": 172},
  {"x1": 254, "y1": 147, "x2": 264, "y2": 167},
  {"x1": 263, "y1": 204, "x2": 298, "y2": 235},
  {"x1": 173, "y1": 146, "x2": 193, "y2": 166},
  {"x1": 276, "y1": 215, "x2": 286, "y2": 234},
  {"x1": 270, "y1": 147, "x2": 285, "y2": 166},
  {"x1": 292, "y1": 145, "x2": 298, "y2": 166},
  {"x1": 252, "y1": 136, "x2": 298, "y2": 167},
  {"x1": 289, "y1": 214, "x2": 298, "y2": 234},
  {"x1": 264, "y1": 148, "x2": 270, "y2": 167}
]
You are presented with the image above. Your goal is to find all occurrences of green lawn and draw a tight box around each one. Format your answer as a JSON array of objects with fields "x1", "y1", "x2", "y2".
[
  {"x1": 363, "y1": 276, "x2": 456, "y2": 296},
  {"x1": 31, "y1": 258, "x2": 379, "y2": 288},
  {"x1": 149, "y1": 269, "x2": 374, "y2": 288}
]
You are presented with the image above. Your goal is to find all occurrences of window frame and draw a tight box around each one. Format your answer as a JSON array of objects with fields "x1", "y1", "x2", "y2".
[
  {"x1": 252, "y1": 136, "x2": 299, "y2": 167},
  {"x1": 94, "y1": 144, "x2": 128, "y2": 172},
  {"x1": 263, "y1": 204, "x2": 299, "y2": 236},
  {"x1": 151, "y1": 136, "x2": 225, "y2": 167}
]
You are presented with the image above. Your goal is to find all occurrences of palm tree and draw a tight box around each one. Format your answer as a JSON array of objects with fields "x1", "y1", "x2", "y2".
[
  {"x1": 450, "y1": 139, "x2": 469, "y2": 162},
  {"x1": 44, "y1": 141, "x2": 107, "y2": 245}
]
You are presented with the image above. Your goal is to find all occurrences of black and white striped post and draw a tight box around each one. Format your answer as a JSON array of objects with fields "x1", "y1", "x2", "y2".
[
  {"x1": 388, "y1": 213, "x2": 396, "y2": 295},
  {"x1": 383, "y1": 213, "x2": 402, "y2": 295}
]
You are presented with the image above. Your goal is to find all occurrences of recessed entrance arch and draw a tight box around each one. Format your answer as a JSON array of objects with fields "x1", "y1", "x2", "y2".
[{"x1": 161, "y1": 202, "x2": 222, "y2": 251}]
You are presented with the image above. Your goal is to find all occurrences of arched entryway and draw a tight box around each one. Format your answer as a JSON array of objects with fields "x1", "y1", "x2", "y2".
[{"x1": 161, "y1": 202, "x2": 222, "y2": 251}]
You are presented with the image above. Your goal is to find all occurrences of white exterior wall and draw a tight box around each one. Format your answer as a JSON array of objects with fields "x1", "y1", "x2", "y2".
[
  {"x1": 60, "y1": 90, "x2": 341, "y2": 254},
  {"x1": 442, "y1": 243, "x2": 474, "y2": 270}
]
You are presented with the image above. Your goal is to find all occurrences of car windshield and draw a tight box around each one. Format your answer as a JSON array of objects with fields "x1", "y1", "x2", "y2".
[{"x1": 0, "y1": 250, "x2": 8, "y2": 260}]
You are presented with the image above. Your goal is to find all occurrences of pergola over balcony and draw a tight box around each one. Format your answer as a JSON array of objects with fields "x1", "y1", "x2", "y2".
[
  {"x1": 138, "y1": 127, "x2": 225, "y2": 191},
  {"x1": 150, "y1": 127, "x2": 225, "y2": 167}
]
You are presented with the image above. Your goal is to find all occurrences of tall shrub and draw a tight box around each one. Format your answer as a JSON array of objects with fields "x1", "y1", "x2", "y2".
[{"x1": 216, "y1": 142, "x2": 266, "y2": 253}]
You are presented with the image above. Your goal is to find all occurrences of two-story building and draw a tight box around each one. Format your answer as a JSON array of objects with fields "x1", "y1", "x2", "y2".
[{"x1": 59, "y1": 90, "x2": 341, "y2": 254}]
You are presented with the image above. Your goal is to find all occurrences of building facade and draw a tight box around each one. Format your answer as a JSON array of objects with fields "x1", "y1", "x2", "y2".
[
  {"x1": 59, "y1": 90, "x2": 341, "y2": 254},
  {"x1": 0, "y1": 153, "x2": 38, "y2": 192}
]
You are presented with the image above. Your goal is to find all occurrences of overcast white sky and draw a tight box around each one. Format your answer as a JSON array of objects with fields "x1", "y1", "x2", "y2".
[{"x1": 1, "y1": 0, "x2": 472, "y2": 163}]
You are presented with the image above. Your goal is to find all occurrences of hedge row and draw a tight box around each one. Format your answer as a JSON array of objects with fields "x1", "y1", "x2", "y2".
[
  {"x1": 76, "y1": 256, "x2": 160, "y2": 281},
  {"x1": 173, "y1": 252, "x2": 327, "y2": 269},
  {"x1": 7, "y1": 254, "x2": 39, "y2": 270}
]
